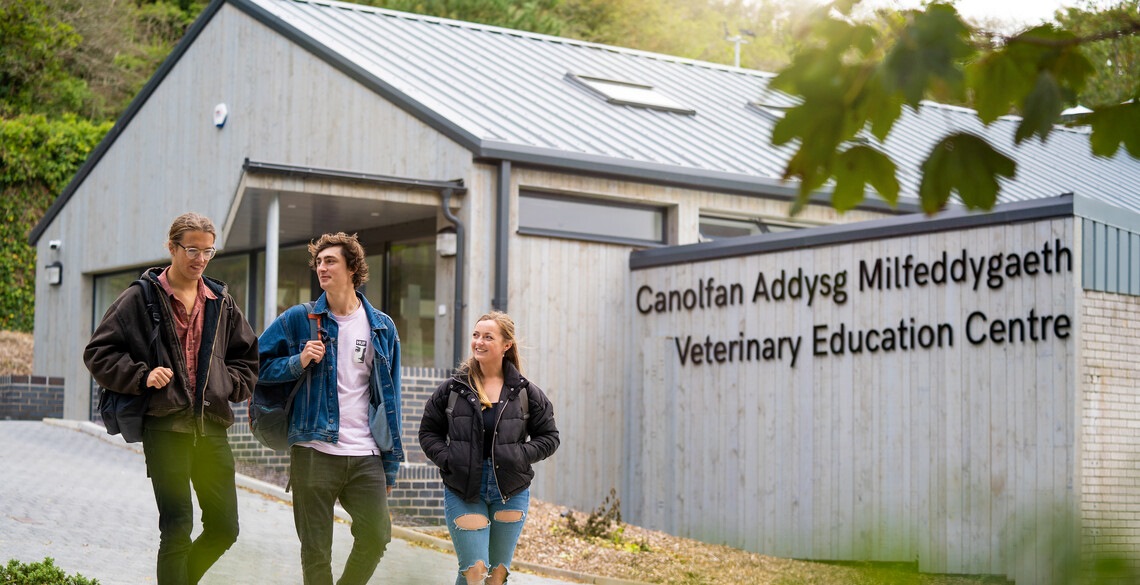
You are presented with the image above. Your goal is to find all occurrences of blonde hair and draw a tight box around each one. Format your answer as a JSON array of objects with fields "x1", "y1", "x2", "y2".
[
  {"x1": 168, "y1": 213, "x2": 216, "y2": 244},
  {"x1": 458, "y1": 311, "x2": 522, "y2": 409},
  {"x1": 308, "y1": 232, "x2": 369, "y2": 288}
]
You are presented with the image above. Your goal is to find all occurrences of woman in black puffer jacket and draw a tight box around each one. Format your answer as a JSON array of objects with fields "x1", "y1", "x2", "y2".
[{"x1": 419, "y1": 311, "x2": 559, "y2": 585}]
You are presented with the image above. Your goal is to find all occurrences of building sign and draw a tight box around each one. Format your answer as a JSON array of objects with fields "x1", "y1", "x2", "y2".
[{"x1": 635, "y1": 236, "x2": 1073, "y2": 368}]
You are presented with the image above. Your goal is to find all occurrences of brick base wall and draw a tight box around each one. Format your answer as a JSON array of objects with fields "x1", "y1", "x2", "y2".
[
  {"x1": 90, "y1": 367, "x2": 451, "y2": 523},
  {"x1": 1081, "y1": 291, "x2": 1140, "y2": 570},
  {"x1": 1, "y1": 375, "x2": 65, "y2": 420}
]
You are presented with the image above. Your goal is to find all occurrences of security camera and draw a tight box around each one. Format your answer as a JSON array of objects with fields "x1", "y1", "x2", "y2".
[{"x1": 48, "y1": 240, "x2": 62, "y2": 250}]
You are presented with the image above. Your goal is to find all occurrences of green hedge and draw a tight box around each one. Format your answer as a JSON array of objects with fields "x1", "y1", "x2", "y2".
[
  {"x1": 0, "y1": 114, "x2": 111, "y2": 332},
  {"x1": 0, "y1": 557, "x2": 99, "y2": 585}
]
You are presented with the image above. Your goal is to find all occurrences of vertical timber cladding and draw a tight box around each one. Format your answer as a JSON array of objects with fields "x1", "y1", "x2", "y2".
[{"x1": 631, "y1": 218, "x2": 1077, "y2": 579}]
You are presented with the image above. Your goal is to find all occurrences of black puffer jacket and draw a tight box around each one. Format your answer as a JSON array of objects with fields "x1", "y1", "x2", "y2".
[{"x1": 419, "y1": 360, "x2": 559, "y2": 502}]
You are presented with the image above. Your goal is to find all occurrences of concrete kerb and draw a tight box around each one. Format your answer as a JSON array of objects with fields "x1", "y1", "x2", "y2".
[{"x1": 44, "y1": 418, "x2": 649, "y2": 585}]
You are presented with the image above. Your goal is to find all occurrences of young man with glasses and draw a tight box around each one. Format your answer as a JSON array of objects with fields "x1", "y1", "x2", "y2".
[
  {"x1": 257, "y1": 232, "x2": 404, "y2": 585},
  {"x1": 84, "y1": 212, "x2": 259, "y2": 585}
]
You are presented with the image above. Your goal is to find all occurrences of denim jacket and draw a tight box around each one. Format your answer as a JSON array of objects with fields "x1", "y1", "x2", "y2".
[{"x1": 257, "y1": 292, "x2": 403, "y2": 485}]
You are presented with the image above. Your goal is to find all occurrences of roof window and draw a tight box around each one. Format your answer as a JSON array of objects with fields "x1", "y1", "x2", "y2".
[{"x1": 567, "y1": 74, "x2": 695, "y2": 115}]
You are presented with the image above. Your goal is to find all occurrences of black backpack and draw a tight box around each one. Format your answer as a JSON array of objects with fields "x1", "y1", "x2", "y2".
[
  {"x1": 97, "y1": 278, "x2": 162, "y2": 443},
  {"x1": 250, "y1": 302, "x2": 317, "y2": 451}
]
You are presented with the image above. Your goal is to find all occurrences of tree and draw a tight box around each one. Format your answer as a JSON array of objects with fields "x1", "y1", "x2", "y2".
[
  {"x1": 0, "y1": 0, "x2": 91, "y2": 117},
  {"x1": 768, "y1": 0, "x2": 1140, "y2": 215},
  {"x1": 360, "y1": 0, "x2": 569, "y2": 35},
  {"x1": 1057, "y1": 0, "x2": 1140, "y2": 108}
]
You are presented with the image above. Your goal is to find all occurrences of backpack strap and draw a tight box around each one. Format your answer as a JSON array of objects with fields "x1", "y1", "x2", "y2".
[
  {"x1": 132, "y1": 278, "x2": 163, "y2": 367},
  {"x1": 446, "y1": 384, "x2": 459, "y2": 427},
  {"x1": 445, "y1": 382, "x2": 528, "y2": 424},
  {"x1": 283, "y1": 301, "x2": 318, "y2": 412}
]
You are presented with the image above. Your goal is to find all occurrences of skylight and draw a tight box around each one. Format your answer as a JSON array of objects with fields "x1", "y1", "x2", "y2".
[{"x1": 567, "y1": 74, "x2": 695, "y2": 115}]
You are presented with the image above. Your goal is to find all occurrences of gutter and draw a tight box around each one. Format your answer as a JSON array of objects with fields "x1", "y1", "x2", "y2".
[
  {"x1": 492, "y1": 161, "x2": 511, "y2": 312},
  {"x1": 440, "y1": 189, "x2": 465, "y2": 367}
]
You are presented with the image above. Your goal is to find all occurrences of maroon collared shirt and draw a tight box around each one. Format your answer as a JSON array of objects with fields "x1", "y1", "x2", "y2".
[{"x1": 158, "y1": 268, "x2": 217, "y2": 391}]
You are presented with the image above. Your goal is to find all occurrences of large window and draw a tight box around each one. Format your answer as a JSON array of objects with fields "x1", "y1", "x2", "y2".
[
  {"x1": 519, "y1": 191, "x2": 666, "y2": 246},
  {"x1": 381, "y1": 238, "x2": 435, "y2": 368},
  {"x1": 254, "y1": 246, "x2": 315, "y2": 329},
  {"x1": 93, "y1": 270, "x2": 141, "y2": 325},
  {"x1": 207, "y1": 255, "x2": 249, "y2": 314},
  {"x1": 92, "y1": 253, "x2": 251, "y2": 328}
]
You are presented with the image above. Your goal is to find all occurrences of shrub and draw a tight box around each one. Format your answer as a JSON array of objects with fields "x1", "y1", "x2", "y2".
[
  {"x1": 0, "y1": 557, "x2": 99, "y2": 585},
  {"x1": 563, "y1": 487, "x2": 649, "y2": 552}
]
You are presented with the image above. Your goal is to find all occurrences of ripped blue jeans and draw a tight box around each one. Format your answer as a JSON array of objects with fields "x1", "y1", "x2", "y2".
[{"x1": 444, "y1": 459, "x2": 530, "y2": 584}]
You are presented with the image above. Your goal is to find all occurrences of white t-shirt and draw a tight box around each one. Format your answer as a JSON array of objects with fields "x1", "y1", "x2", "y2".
[{"x1": 299, "y1": 303, "x2": 377, "y2": 456}]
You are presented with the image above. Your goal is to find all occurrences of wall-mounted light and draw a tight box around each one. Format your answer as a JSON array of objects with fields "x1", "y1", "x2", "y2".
[
  {"x1": 45, "y1": 261, "x2": 62, "y2": 286},
  {"x1": 436, "y1": 226, "x2": 457, "y2": 257}
]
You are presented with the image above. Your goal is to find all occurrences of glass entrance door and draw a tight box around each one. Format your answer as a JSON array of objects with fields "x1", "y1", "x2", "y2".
[
  {"x1": 247, "y1": 236, "x2": 436, "y2": 366},
  {"x1": 364, "y1": 237, "x2": 435, "y2": 368}
]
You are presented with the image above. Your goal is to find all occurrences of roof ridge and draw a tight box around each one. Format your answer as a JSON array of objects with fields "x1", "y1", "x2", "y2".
[{"x1": 272, "y1": 0, "x2": 777, "y2": 79}]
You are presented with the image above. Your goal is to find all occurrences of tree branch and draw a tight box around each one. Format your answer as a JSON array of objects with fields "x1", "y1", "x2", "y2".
[{"x1": 1001, "y1": 18, "x2": 1140, "y2": 48}]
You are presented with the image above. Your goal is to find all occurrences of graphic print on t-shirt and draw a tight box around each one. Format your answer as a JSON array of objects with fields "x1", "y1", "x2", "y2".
[{"x1": 354, "y1": 339, "x2": 366, "y2": 363}]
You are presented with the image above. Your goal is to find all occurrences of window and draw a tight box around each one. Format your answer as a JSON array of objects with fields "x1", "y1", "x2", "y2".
[
  {"x1": 567, "y1": 74, "x2": 695, "y2": 115},
  {"x1": 93, "y1": 270, "x2": 141, "y2": 326},
  {"x1": 92, "y1": 253, "x2": 251, "y2": 330},
  {"x1": 381, "y1": 238, "x2": 436, "y2": 368},
  {"x1": 519, "y1": 191, "x2": 666, "y2": 246},
  {"x1": 254, "y1": 245, "x2": 315, "y2": 330},
  {"x1": 206, "y1": 254, "x2": 249, "y2": 315},
  {"x1": 699, "y1": 215, "x2": 811, "y2": 242}
]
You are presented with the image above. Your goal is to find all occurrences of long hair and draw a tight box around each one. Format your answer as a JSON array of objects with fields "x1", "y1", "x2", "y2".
[
  {"x1": 308, "y1": 232, "x2": 369, "y2": 288},
  {"x1": 167, "y1": 212, "x2": 216, "y2": 244},
  {"x1": 457, "y1": 311, "x2": 522, "y2": 409}
]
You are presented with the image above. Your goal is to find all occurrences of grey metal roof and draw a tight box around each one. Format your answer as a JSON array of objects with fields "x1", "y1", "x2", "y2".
[
  {"x1": 29, "y1": 0, "x2": 1140, "y2": 243},
  {"x1": 240, "y1": 0, "x2": 1140, "y2": 213}
]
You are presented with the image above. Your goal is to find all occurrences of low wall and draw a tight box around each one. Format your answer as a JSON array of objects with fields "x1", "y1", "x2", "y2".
[{"x1": 0, "y1": 375, "x2": 65, "y2": 420}]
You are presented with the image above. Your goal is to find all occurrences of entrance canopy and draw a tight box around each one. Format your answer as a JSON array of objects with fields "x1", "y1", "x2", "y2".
[{"x1": 221, "y1": 160, "x2": 465, "y2": 252}]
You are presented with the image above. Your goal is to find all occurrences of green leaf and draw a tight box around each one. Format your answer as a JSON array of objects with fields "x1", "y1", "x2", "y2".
[
  {"x1": 862, "y1": 71, "x2": 905, "y2": 141},
  {"x1": 967, "y1": 50, "x2": 1035, "y2": 124},
  {"x1": 919, "y1": 133, "x2": 1016, "y2": 214},
  {"x1": 881, "y1": 4, "x2": 973, "y2": 106},
  {"x1": 1086, "y1": 101, "x2": 1140, "y2": 158},
  {"x1": 1016, "y1": 71, "x2": 1063, "y2": 144},
  {"x1": 832, "y1": 145, "x2": 900, "y2": 211}
]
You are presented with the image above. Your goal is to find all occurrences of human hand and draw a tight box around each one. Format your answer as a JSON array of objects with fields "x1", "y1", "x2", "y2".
[
  {"x1": 147, "y1": 367, "x2": 174, "y2": 388},
  {"x1": 299, "y1": 340, "x2": 325, "y2": 368},
  {"x1": 386, "y1": 484, "x2": 393, "y2": 496}
]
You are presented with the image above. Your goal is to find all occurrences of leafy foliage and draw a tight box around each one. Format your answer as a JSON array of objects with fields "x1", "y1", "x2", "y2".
[
  {"x1": 359, "y1": 0, "x2": 812, "y2": 72},
  {"x1": 770, "y1": 0, "x2": 1140, "y2": 215},
  {"x1": 0, "y1": 115, "x2": 111, "y2": 332},
  {"x1": 0, "y1": 557, "x2": 100, "y2": 585},
  {"x1": 0, "y1": 0, "x2": 91, "y2": 117},
  {"x1": 357, "y1": 0, "x2": 568, "y2": 35},
  {"x1": 1056, "y1": 0, "x2": 1140, "y2": 108}
]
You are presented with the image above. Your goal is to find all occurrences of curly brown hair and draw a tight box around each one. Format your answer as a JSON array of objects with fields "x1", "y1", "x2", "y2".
[{"x1": 308, "y1": 232, "x2": 369, "y2": 288}]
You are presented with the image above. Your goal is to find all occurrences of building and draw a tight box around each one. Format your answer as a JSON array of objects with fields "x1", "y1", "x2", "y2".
[{"x1": 27, "y1": 0, "x2": 1140, "y2": 580}]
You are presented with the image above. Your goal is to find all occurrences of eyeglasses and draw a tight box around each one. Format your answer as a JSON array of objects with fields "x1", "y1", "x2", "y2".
[{"x1": 175, "y1": 242, "x2": 217, "y2": 260}]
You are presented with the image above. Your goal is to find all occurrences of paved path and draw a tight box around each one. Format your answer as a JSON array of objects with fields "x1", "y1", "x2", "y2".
[{"x1": 0, "y1": 420, "x2": 581, "y2": 585}]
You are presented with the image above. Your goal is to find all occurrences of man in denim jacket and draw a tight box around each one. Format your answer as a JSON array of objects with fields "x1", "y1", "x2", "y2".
[{"x1": 257, "y1": 232, "x2": 403, "y2": 585}]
